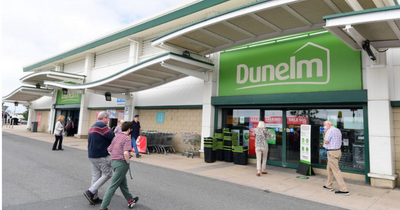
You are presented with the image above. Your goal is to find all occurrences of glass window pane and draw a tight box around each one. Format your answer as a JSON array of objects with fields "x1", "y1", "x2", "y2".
[
  {"x1": 310, "y1": 109, "x2": 364, "y2": 171},
  {"x1": 286, "y1": 110, "x2": 308, "y2": 164}
]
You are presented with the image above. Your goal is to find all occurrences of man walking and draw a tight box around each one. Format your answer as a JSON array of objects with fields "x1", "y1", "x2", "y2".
[
  {"x1": 131, "y1": 114, "x2": 141, "y2": 158},
  {"x1": 323, "y1": 121, "x2": 349, "y2": 196},
  {"x1": 84, "y1": 111, "x2": 115, "y2": 205}
]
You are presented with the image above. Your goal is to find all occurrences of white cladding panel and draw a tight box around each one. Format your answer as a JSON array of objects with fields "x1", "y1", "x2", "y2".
[
  {"x1": 64, "y1": 59, "x2": 85, "y2": 73},
  {"x1": 139, "y1": 38, "x2": 167, "y2": 62},
  {"x1": 94, "y1": 45, "x2": 130, "y2": 68},
  {"x1": 31, "y1": 96, "x2": 52, "y2": 109},
  {"x1": 90, "y1": 61, "x2": 130, "y2": 82},
  {"x1": 135, "y1": 77, "x2": 204, "y2": 106}
]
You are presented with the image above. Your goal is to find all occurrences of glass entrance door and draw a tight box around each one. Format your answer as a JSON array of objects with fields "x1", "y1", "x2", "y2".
[
  {"x1": 264, "y1": 110, "x2": 283, "y2": 163},
  {"x1": 286, "y1": 110, "x2": 308, "y2": 165}
]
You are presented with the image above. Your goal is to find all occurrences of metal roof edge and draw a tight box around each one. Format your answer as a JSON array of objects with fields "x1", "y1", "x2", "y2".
[
  {"x1": 151, "y1": 0, "x2": 273, "y2": 43},
  {"x1": 323, "y1": 5, "x2": 400, "y2": 20},
  {"x1": 2, "y1": 86, "x2": 53, "y2": 99},
  {"x1": 44, "y1": 52, "x2": 212, "y2": 88},
  {"x1": 20, "y1": 70, "x2": 86, "y2": 81},
  {"x1": 23, "y1": 0, "x2": 230, "y2": 72}
]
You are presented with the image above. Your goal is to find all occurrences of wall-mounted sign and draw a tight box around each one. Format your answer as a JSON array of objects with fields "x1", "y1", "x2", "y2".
[
  {"x1": 117, "y1": 98, "x2": 126, "y2": 105},
  {"x1": 156, "y1": 111, "x2": 165, "y2": 123},
  {"x1": 56, "y1": 90, "x2": 81, "y2": 105},
  {"x1": 219, "y1": 33, "x2": 361, "y2": 96}
]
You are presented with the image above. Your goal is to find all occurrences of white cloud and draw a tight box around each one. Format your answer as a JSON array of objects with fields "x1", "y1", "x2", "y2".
[{"x1": 1, "y1": 0, "x2": 194, "y2": 114}]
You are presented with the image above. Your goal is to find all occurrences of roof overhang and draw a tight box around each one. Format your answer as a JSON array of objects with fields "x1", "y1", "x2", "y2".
[
  {"x1": 20, "y1": 71, "x2": 86, "y2": 87},
  {"x1": 324, "y1": 5, "x2": 400, "y2": 50},
  {"x1": 2, "y1": 86, "x2": 54, "y2": 105},
  {"x1": 151, "y1": 0, "x2": 399, "y2": 55},
  {"x1": 44, "y1": 52, "x2": 213, "y2": 95}
]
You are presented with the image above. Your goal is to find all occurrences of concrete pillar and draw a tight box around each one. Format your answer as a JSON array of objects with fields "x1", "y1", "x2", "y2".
[
  {"x1": 76, "y1": 54, "x2": 94, "y2": 139},
  {"x1": 26, "y1": 104, "x2": 35, "y2": 131},
  {"x1": 200, "y1": 53, "x2": 219, "y2": 152},
  {"x1": 48, "y1": 91, "x2": 58, "y2": 133},
  {"x1": 365, "y1": 51, "x2": 398, "y2": 188},
  {"x1": 125, "y1": 39, "x2": 141, "y2": 122}
]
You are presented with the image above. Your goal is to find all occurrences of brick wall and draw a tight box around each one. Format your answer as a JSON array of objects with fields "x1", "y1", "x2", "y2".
[
  {"x1": 394, "y1": 107, "x2": 400, "y2": 187},
  {"x1": 138, "y1": 109, "x2": 202, "y2": 153}
]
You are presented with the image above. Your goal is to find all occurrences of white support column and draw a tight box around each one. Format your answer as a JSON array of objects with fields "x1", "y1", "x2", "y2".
[
  {"x1": 125, "y1": 39, "x2": 141, "y2": 121},
  {"x1": 365, "y1": 51, "x2": 398, "y2": 188},
  {"x1": 26, "y1": 103, "x2": 35, "y2": 131},
  {"x1": 76, "y1": 54, "x2": 94, "y2": 138},
  {"x1": 48, "y1": 90, "x2": 58, "y2": 133},
  {"x1": 200, "y1": 53, "x2": 219, "y2": 152},
  {"x1": 124, "y1": 93, "x2": 134, "y2": 122}
]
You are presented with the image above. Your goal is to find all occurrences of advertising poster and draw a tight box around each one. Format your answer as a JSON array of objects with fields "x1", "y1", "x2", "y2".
[
  {"x1": 266, "y1": 129, "x2": 276, "y2": 145},
  {"x1": 249, "y1": 116, "x2": 259, "y2": 156},
  {"x1": 117, "y1": 110, "x2": 124, "y2": 123},
  {"x1": 37, "y1": 112, "x2": 42, "y2": 127},
  {"x1": 107, "y1": 109, "x2": 116, "y2": 118},
  {"x1": 156, "y1": 111, "x2": 165, "y2": 123},
  {"x1": 243, "y1": 130, "x2": 249, "y2": 147},
  {"x1": 300, "y1": 125, "x2": 311, "y2": 164}
]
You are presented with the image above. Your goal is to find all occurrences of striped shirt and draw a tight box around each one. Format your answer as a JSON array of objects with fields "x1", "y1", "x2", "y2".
[
  {"x1": 107, "y1": 133, "x2": 132, "y2": 160},
  {"x1": 324, "y1": 126, "x2": 342, "y2": 150}
]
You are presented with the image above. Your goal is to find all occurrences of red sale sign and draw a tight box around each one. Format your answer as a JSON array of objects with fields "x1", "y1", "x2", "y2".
[
  {"x1": 287, "y1": 116, "x2": 308, "y2": 125},
  {"x1": 264, "y1": 116, "x2": 282, "y2": 124},
  {"x1": 249, "y1": 116, "x2": 259, "y2": 156}
]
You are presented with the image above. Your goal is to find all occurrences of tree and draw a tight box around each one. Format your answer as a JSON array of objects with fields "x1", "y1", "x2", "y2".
[{"x1": 22, "y1": 110, "x2": 29, "y2": 120}]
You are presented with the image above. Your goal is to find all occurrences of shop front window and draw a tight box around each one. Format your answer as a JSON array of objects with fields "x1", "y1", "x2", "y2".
[
  {"x1": 224, "y1": 109, "x2": 260, "y2": 155},
  {"x1": 309, "y1": 109, "x2": 365, "y2": 171}
]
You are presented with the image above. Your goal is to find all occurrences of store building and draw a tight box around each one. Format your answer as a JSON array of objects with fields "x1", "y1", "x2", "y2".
[{"x1": 3, "y1": 0, "x2": 400, "y2": 188}]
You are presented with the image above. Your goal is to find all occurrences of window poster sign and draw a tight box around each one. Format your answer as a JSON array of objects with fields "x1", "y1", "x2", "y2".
[
  {"x1": 287, "y1": 116, "x2": 308, "y2": 125},
  {"x1": 300, "y1": 125, "x2": 311, "y2": 164},
  {"x1": 156, "y1": 111, "x2": 165, "y2": 123},
  {"x1": 243, "y1": 130, "x2": 249, "y2": 148},
  {"x1": 219, "y1": 33, "x2": 362, "y2": 96},
  {"x1": 249, "y1": 116, "x2": 259, "y2": 156},
  {"x1": 266, "y1": 129, "x2": 276, "y2": 145},
  {"x1": 37, "y1": 112, "x2": 42, "y2": 127},
  {"x1": 107, "y1": 109, "x2": 116, "y2": 118},
  {"x1": 117, "y1": 110, "x2": 124, "y2": 123},
  {"x1": 264, "y1": 116, "x2": 282, "y2": 131}
]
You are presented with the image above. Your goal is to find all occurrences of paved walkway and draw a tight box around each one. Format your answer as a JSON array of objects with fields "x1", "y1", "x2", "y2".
[{"x1": 2, "y1": 125, "x2": 400, "y2": 210}]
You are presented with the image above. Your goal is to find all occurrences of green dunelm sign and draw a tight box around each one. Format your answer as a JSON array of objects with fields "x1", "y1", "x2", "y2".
[
  {"x1": 219, "y1": 33, "x2": 362, "y2": 96},
  {"x1": 56, "y1": 90, "x2": 81, "y2": 105}
]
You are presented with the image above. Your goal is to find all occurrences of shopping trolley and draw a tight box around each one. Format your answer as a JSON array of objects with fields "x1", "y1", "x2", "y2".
[{"x1": 181, "y1": 132, "x2": 201, "y2": 158}]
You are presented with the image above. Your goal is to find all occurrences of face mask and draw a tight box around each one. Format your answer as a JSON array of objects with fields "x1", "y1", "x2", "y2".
[{"x1": 323, "y1": 126, "x2": 327, "y2": 130}]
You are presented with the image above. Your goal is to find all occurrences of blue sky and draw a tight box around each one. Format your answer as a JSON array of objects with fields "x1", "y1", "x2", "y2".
[{"x1": 1, "y1": 0, "x2": 195, "y2": 115}]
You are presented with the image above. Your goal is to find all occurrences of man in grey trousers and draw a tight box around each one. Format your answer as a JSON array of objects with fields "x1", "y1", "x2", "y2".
[{"x1": 83, "y1": 111, "x2": 115, "y2": 205}]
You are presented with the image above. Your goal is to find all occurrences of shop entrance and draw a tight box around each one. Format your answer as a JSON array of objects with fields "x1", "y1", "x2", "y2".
[
  {"x1": 54, "y1": 109, "x2": 80, "y2": 136},
  {"x1": 221, "y1": 107, "x2": 366, "y2": 173}
]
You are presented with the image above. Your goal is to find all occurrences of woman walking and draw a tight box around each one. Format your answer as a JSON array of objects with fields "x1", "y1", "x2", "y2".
[
  {"x1": 253, "y1": 121, "x2": 270, "y2": 176},
  {"x1": 66, "y1": 117, "x2": 74, "y2": 136},
  {"x1": 52, "y1": 115, "x2": 65, "y2": 151},
  {"x1": 100, "y1": 121, "x2": 139, "y2": 210}
]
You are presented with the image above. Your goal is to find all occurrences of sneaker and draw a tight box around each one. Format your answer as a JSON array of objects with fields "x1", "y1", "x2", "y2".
[
  {"x1": 323, "y1": 186, "x2": 333, "y2": 191},
  {"x1": 136, "y1": 154, "x2": 141, "y2": 158},
  {"x1": 92, "y1": 197, "x2": 102, "y2": 205},
  {"x1": 83, "y1": 190, "x2": 95, "y2": 205},
  {"x1": 335, "y1": 190, "x2": 350, "y2": 196},
  {"x1": 128, "y1": 196, "x2": 139, "y2": 209}
]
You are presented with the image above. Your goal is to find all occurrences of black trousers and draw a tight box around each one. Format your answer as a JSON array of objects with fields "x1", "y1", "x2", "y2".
[{"x1": 52, "y1": 135, "x2": 63, "y2": 150}]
